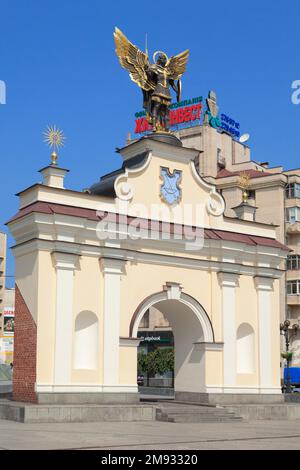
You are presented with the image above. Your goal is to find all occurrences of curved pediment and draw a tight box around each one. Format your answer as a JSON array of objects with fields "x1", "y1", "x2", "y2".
[{"x1": 113, "y1": 136, "x2": 225, "y2": 228}]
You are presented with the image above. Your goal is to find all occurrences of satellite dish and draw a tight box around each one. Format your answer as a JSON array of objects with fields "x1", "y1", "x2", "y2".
[{"x1": 239, "y1": 133, "x2": 250, "y2": 143}]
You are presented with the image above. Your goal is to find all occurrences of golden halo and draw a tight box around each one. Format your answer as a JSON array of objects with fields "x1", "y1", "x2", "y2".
[{"x1": 153, "y1": 51, "x2": 169, "y2": 64}]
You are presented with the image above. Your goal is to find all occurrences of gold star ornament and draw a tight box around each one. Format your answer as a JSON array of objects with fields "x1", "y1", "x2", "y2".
[{"x1": 43, "y1": 125, "x2": 66, "y2": 165}]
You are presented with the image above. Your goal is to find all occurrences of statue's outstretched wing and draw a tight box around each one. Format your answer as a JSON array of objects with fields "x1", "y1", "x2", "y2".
[
  {"x1": 114, "y1": 27, "x2": 155, "y2": 91},
  {"x1": 166, "y1": 50, "x2": 189, "y2": 80}
]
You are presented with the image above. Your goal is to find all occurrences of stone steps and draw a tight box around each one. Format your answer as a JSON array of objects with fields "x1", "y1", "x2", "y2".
[{"x1": 155, "y1": 402, "x2": 243, "y2": 423}]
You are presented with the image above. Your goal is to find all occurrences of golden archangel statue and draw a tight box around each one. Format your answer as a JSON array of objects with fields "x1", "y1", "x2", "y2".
[{"x1": 114, "y1": 27, "x2": 189, "y2": 133}]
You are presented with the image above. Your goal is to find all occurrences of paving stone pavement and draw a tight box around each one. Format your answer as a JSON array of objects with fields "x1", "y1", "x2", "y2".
[{"x1": 0, "y1": 419, "x2": 300, "y2": 450}]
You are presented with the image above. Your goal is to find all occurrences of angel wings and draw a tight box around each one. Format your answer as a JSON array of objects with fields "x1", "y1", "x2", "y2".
[{"x1": 114, "y1": 27, "x2": 189, "y2": 93}]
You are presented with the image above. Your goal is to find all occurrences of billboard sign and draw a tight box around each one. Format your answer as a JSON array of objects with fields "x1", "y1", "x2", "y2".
[
  {"x1": 134, "y1": 96, "x2": 204, "y2": 134},
  {"x1": 3, "y1": 308, "x2": 14, "y2": 336},
  {"x1": 133, "y1": 93, "x2": 241, "y2": 140}
]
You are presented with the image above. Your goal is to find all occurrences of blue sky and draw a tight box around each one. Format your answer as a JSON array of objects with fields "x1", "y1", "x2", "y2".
[{"x1": 1, "y1": 0, "x2": 300, "y2": 286}]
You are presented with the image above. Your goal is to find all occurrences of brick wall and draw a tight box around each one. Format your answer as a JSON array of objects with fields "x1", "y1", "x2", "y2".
[{"x1": 13, "y1": 284, "x2": 37, "y2": 403}]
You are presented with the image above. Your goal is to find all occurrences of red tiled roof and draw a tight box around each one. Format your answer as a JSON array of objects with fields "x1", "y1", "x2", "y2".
[
  {"x1": 208, "y1": 229, "x2": 257, "y2": 245},
  {"x1": 217, "y1": 168, "x2": 272, "y2": 179},
  {"x1": 7, "y1": 201, "x2": 289, "y2": 251}
]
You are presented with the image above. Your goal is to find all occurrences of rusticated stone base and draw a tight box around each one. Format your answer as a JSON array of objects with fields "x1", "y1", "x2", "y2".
[
  {"x1": 0, "y1": 399, "x2": 155, "y2": 423},
  {"x1": 37, "y1": 392, "x2": 140, "y2": 405},
  {"x1": 175, "y1": 391, "x2": 284, "y2": 405}
]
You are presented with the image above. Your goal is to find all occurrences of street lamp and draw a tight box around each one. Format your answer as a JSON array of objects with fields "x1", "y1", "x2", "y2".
[{"x1": 280, "y1": 320, "x2": 300, "y2": 393}]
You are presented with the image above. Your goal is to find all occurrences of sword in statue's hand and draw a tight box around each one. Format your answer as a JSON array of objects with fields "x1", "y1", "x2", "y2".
[{"x1": 177, "y1": 79, "x2": 182, "y2": 103}]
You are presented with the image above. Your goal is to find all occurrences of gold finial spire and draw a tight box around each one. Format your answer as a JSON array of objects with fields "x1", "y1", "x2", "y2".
[
  {"x1": 239, "y1": 172, "x2": 251, "y2": 203},
  {"x1": 51, "y1": 152, "x2": 58, "y2": 165},
  {"x1": 43, "y1": 125, "x2": 66, "y2": 165}
]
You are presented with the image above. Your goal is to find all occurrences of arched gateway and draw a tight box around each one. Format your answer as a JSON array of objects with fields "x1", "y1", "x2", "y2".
[
  {"x1": 131, "y1": 287, "x2": 215, "y2": 396},
  {"x1": 8, "y1": 133, "x2": 288, "y2": 405}
]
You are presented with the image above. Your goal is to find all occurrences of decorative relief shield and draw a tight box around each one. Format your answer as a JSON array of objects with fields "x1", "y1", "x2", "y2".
[{"x1": 160, "y1": 167, "x2": 182, "y2": 205}]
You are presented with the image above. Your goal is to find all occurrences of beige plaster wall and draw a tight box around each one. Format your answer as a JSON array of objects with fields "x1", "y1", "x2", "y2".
[
  {"x1": 29, "y1": 248, "x2": 283, "y2": 389},
  {"x1": 119, "y1": 347, "x2": 137, "y2": 385},
  {"x1": 119, "y1": 261, "x2": 212, "y2": 337},
  {"x1": 206, "y1": 350, "x2": 223, "y2": 386},
  {"x1": 35, "y1": 250, "x2": 56, "y2": 384},
  {"x1": 15, "y1": 251, "x2": 39, "y2": 323},
  {"x1": 72, "y1": 256, "x2": 104, "y2": 384}
]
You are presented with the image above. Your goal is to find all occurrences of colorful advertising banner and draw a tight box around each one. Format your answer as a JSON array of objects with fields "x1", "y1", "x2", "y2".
[
  {"x1": 134, "y1": 96, "x2": 204, "y2": 134},
  {"x1": 3, "y1": 308, "x2": 14, "y2": 336},
  {"x1": 133, "y1": 93, "x2": 241, "y2": 140}
]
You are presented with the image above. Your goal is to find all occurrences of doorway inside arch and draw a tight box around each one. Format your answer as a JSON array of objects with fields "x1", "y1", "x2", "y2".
[
  {"x1": 137, "y1": 306, "x2": 174, "y2": 393},
  {"x1": 134, "y1": 295, "x2": 209, "y2": 398}
]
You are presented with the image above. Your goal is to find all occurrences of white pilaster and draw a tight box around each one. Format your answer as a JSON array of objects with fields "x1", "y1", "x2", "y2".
[
  {"x1": 255, "y1": 276, "x2": 274, "y2": 390},
  {"x1": 218, "y1": 272, "x2": 239, "y2": 388},
  {"x1": 100, "y1": 257, "x2": 126, "y2": 388},
  {"x1": 52, "y1": 252, "x2": 79, "y2": 386}
]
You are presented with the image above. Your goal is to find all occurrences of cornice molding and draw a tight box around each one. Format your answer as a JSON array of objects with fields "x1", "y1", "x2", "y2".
[
  {"x1": 8, "y1": 205, "x2": 287, "y2": 254},
  {"x1": 215, "y1": 174, "x2": 287, "y2": 190},
  {"x1": 11, "y1": 238, "x2": 286, "y2": 280},
  {"x1": 119, "y1": 137, "x2": 199, "y2": 162}
]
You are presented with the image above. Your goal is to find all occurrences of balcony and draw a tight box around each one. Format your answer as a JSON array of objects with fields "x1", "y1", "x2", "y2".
[
  {"x1": 287, "y1": 303, "x2": 300, "y2": 324},
  {"x1": 287, "y1": 270, "x2": 300, "y2": 280},
  {"x1": 287, "y1": 294, "x2": 300, "y2": 306},
  {"x1": 285, "y1": 198, "x2": 300, "y2": 208},
  {"x1": 286, "y1": 222, "x2": 300, "y2": 233}
]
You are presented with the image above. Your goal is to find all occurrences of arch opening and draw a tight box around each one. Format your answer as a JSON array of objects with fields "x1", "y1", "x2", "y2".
[{"x1": 133, "y1": 291, "x2": 214, "y2": 395}]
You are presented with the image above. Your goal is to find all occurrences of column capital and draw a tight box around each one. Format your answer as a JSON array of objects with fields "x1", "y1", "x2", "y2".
[
  {"x1": 51, "y1": 251, "x2": 80, "y2": 270},
  {"x1": 254, "y1": 276, "x2": 274, "y2": 291},
  {"x1": 217, "y1": 271, "x2": 239, "y2": 287},
  {"x1": 100, "y1": 257, "x2": 126, "y2": 275}
]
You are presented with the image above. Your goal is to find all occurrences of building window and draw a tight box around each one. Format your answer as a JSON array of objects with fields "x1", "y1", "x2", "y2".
[
  {"x1": 286, "y1": 183, "x2": 300, "y2": 199},
  {"x1": 287, "y1": 255, "x2": 300, "y2": 270},
  {"x1": 286, "y1": 207, "x2": 300, "y2": 223},
  {"x1": 287, "y1": 280, "x2": 300, "y2": 295},
  {"x1": 217, "y1": 148, "x2": 225, "y2": 169},
  {"x1": 247, "y1": 190, "x2": 256, "y2": 200}
]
